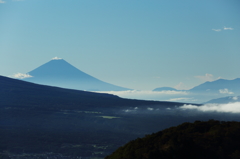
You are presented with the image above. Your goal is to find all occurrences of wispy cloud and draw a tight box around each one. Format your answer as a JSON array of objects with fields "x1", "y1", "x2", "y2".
[
  {"x1": 195, "y1": 73, "x2": 214, "y2": 81},
  {"x1": 219, "y1": 88, "x2": 234, "y2": 95},
  {"x1": 224, "y1": 27, "x2": 234, "y2": 30},
  {"x1": 195, "y1": 73, "x2": 220, "y2": 82},
  {"x1": 180, "y1": 102, "x2": 240, "y2": 113},
  {"x1": 168, "y1": 97, "x2": 196, "y2": 102},
  {"x1": 9, "y1": 73, "x2": 33, "y2": 79},
  {"x1": 174, "y1": 82, "x2": 190, "y2": 90},
  {"x1": 212, "y1": 27, "x2": 234, "y2": 32},
  {"x1": 212, "y1": 29, "x2": 221, "y2": 32}
]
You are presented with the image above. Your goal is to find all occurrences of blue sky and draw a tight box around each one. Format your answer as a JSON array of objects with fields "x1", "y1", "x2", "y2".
[{"x1": 1, "y1": 0, "x2": 240, "y2": 90}]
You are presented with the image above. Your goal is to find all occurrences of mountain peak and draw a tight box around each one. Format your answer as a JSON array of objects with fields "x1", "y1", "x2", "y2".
[{"x1": 23, "y1": 58, "x2": 131, "y2": 91}]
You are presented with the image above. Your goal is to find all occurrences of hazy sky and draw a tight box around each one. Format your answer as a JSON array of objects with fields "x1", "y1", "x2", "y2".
[{"x1": 1, "y1": 0, "x2": 240, "y2": 90}]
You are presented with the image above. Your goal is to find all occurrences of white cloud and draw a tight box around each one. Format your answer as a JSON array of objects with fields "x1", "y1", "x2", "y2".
[
  {"x1": 212, "y1": 27, "x2": 233, "y2": 32},
  {"x1": 124, "y1": 109, "x2": 136, "y2": 113},
  {"x1": 180, "y1": 102, "x2": 240, "y2": 113},
  {"x1": 147, "y1": 107, "x2": 154, "y2": 111},
  {"x1": 52, "y1": 57, "x2": 62, "y2": 60},
  {"x1": 224, "y1": 27, "x2": 234, "y2": 30},
  {"x1": 219, "y1": 88, "x2": 234, "y2": 95},
  {"x1": 212, "y1": 29, "x2": 221, "y2": 32},
  {"x1": 0, "y1": 0, "x2": 5, "y2": 3},
  {"x1": 232, "y1": 96, "x2": 238, "y2": 100},
  {"x1": 9, "y1": 73, "x2": 33, "y2": 79}
]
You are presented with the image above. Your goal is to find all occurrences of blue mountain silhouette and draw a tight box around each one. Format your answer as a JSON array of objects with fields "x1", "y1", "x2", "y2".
[
  {"x1": 204, "y1": 96, "x2": 240, "y2": 104},
  {"x1": 153, "y1": 87, "x2": 178, "y2": 91},
  {"x1": 23, "y1": 59, "x2": 131, "y2": 91},
  {"x1": 189, "y1": 78, "x2": 240, "y2": 94},
  {"x1": 153, "y1": 78, "x2": 240, "y2": 94},
  {"x1": 152, "y1": 78, "x2": 240, "y2": 103}
]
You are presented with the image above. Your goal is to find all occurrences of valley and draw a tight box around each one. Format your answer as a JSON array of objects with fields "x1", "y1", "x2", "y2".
[{"x1": 1, "y1": 75, "x2": 240, "y2": 158}]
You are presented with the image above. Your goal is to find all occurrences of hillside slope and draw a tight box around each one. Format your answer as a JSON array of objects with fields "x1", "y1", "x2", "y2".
[
  {"x1": 1, "y1": 75, "x2": 182, "y2": 111},
  {"x1": 106, "y1": 120, "x2": 240, "y2": 159}
]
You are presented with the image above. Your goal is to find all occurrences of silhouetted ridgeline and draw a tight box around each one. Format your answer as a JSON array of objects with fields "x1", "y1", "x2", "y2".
[
  {"x1": 0, "y1": 75, "x2": 183, "y2": 111},
  {"x1": 105, "y1": 120, "x2": 240, "y2": 159}
]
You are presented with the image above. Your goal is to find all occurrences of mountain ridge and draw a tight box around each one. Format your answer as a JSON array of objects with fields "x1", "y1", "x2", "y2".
[
  {"x1": 153, "y1": 78, "x2": 240, "y2": 94},
  {"x1": 189, "y1": 78, "x2": 240, "y2": 93},
  {"x1": 1, "y1": 75, "x2": 184, "y2": 111}
]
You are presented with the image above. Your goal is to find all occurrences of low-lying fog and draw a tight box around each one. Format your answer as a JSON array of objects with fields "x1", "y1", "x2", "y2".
[
  {"x1": 96, "y1": 90, "x2": 237, "y2": 104},
  {"x1": 118, "y1": 101, "x2": 240, "y2": 123},
  {"x1": 121, "y1": 102, "x2": 240, "y2": 114}
]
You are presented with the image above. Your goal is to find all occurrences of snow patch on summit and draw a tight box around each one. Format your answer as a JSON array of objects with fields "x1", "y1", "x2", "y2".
[{"x1": 52, "y1": 57, "x2": 62, "y2": 60}]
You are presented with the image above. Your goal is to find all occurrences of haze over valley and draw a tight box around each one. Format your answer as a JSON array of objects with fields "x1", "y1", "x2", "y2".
[{"x1": 13, "y1": 57, "x2": 240, "y2": 104}]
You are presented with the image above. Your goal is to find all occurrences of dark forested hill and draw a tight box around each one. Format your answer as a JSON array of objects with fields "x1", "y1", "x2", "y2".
[
  {"x1": 1, "y1": 75, "x2": 190, "y2": 158},
  {"x1": 105, "y1": 120, "x2": 240, "y2": 159}
]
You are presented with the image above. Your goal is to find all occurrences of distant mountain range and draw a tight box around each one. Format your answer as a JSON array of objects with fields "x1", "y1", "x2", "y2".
[
  {"x1": 189, "y1": 78, "x2": 240, "y2": 94},
  {"x1": 153, "y1": 78, "x2": 240, "y2": 95},
  {"x1": 22, "y1": 58, "x2": 131, "y2": 91},
  {"x1": 205, "y1": 96, "x2": 240, "y2": 104},
  {"x1": 153, "y1": 78, "x2": 240, "y2": 103}
]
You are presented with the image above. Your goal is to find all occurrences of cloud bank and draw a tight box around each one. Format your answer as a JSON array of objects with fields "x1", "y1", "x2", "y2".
[
  {"x1": 0, "y1": 0, "x2": 5, "y2": 3},
  {"x1": 180, "y1": 102, "x2": 240, "y2": 113}
]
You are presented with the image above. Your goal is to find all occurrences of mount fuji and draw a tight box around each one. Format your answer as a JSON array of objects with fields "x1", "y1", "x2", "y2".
[{"x1": 22, "y1": 58, "x2": 131, "y2": 91}]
